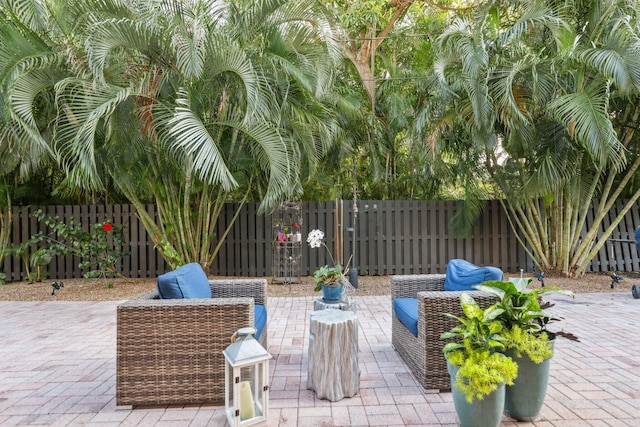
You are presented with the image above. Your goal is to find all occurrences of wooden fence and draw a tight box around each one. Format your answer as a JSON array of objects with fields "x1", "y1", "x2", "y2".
[{"x1": 2, "y1": 200, "x2": 639, "y2": 281}]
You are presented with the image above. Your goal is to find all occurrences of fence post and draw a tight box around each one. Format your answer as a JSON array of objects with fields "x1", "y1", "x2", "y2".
[{"x1": 334, "y1": 199, "x2": 343, "y2": 266}]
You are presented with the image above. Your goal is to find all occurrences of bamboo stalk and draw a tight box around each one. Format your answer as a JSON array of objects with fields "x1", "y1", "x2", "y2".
[
  {"x1": 500, "y1": 199, "x2": 543, "y2": 271},
  {"x1": 572, "y1": 156, "x2": 640, "y2": 272}
]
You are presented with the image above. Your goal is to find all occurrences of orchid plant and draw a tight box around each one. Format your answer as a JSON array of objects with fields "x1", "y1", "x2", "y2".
[{"x1": 307, "y1": 229, "x2": 346, "y2": 291}]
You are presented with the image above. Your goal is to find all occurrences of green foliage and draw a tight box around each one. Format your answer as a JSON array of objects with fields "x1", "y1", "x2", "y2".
[
  {"x1": 476, "y1": 279, "x2": 573, "y2": 333},
  {"x1": 4, "y1": 0, "x2": 640, "y2": 282},
  {"x1": 447, "y1": 349, "x2": 518, "y2": 403},
  {"x1": 425, "y1": 0, "x2": 640, "y2": 275},
  {"x1": 26, "y1": 270, "x2": 49, "y2": 283},
  {"x1": 307, "y1": 228, "x2": 346, "y2": 291},
  {"x1": 441, "y1": 293, "x2": 518, "y2": 402},
  {"x1": 0, "y1": 235, "x2": 43, "y2": 282},
  {"x1": 476, "y1": 279, "x2": 575, "y2": 362},
  {"x1": 32, "y1": 210, "x2": 130, "y2": 280},
  {"x1": 335, "y1": 0, "x2": 393, "y2": 36},
  {"x1": 502, "y1": 326, "x2": 553, "y2": 364},
  {"x1": 1, "y1": 0, "x2": 344, "y2": 271},
  {"x1": 312, "y1": 265, "x2": 345, "y2": 291},
  {"x1": 153, "y1": 238, "x2": 185, "y2": 270}
]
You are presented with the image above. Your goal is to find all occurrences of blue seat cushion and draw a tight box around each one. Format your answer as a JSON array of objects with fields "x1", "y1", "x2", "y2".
[
  {"x1": 444, "y1": 259, "x2": 503, "y2": 291},
  {"x1": 394, "y1": 298, "x2": 418, "y2": 337},
  {"x1": 254, "y1": 305, "x2": 267, "y2": 341},
  {"x1": 157, "y1": 262, "x2": 212, "y2": 299}
]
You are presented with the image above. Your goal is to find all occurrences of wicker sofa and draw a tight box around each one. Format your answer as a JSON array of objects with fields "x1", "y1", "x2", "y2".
[
  {"x1": 391, "y1": 274, "x2": 497, "y2": 392},
  {"x1": 116, "y1": 278, "x2": 267, "y2": 407}
]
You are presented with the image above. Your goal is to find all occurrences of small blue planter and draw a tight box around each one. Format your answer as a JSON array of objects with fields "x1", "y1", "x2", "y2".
[{"x1": 321, "y1": 284, "x2": 343, "y2": 303}]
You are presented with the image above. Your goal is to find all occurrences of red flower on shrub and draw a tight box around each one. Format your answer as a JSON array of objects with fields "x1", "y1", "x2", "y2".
[{"x1": 102, "y1": 223, "x2": 113, "y2": 232}]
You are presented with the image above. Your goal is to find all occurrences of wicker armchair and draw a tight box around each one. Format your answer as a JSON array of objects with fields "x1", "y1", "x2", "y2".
[
  {"x1": 391, "y1": 274, "x2": 497, "y2": 392},
  {"x1": 116, "y1": 278, "x2": 267, "y2": 407}
]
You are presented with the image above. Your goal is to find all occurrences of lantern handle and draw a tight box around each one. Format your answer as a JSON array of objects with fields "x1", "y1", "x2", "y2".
[{"x1": 230, "y1": 327, "x2": 257, "y2": 343}]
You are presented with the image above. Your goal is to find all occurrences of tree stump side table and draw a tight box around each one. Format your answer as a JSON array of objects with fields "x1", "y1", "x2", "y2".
[{"x1": 307, "y1": 309, "x2": 359, "y2": 401}]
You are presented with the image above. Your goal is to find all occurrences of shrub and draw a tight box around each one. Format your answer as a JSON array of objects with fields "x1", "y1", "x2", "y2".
[{"x1": 31, "y1": 210, "x2": 130, "y2": 279}]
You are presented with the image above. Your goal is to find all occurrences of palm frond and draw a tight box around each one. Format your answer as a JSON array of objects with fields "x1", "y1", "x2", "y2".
[
  {"x1": 577, "y1": 17, "x2": 640, "y2": 96},
  {"x1": 235, "y1": 120, "x2": 297, "y2": 213},
  {"x1": 529, "y1": 121, "x2": 579, "y2": 193},
  {"x1": 437, "y1": 17, "x2": 488, "y2": 78},
  {"x1": 7, "y1": 66, "x2": 62, "y2": 158},
  {"x1": 168, "y1": 1, "x2": 213, "y2": 79},
  {"x1": 205, "y1": 33, "x2": 272, "y2": 122},
  {"x1": 85, "y1": 17, "x2": 166, "y2": 82},
  {"x1": 547, "y1": 80, "x2": 624, "y2": 167},
  {"x1": 0, "y1": 10, "x2": 52, "y2": 87},
  {"x1": 168, "y1": 94, "x2": 237, "y2": 191},
  {"x1": 491, "y1": 58, "x2": 533, "y2": 129},
  {"x1": 1, "y1": 0, "x2": 49, "y2": 33},
  {"x1": 0, "y1": 118, "x2": 51, "y2": 179},
  {"x1": 54, "y1": 78, "x2": 133, "y2": 189},
  {"x1": 500, "y1": 1, "x2": 573, "y2": 51}
]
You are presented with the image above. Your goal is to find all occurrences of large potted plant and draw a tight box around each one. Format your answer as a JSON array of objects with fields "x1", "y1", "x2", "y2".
[
  {"x1": 441, "y1": 293, "x2": 518, "y2": 427},
  {"x1": 476, "y1": 278, "x2": 576, "y2": 421},
  {"x1": 306, "y1": 229, "x2": 348, "y2": 302}
]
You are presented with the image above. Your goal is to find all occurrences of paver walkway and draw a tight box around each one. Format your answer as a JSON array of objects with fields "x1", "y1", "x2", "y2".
[{"x1": 1, "y1": 292, "x2": 639, "y2": 426}]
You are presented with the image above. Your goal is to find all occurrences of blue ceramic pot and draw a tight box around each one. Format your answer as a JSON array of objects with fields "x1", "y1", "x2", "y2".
[
  {"x1": 322, "y1": 284, "x2": 343, "y2": 302},
  {"x1": 504, "y1": 335, "x2": 555, "y2": 421},
  {"x1": 447, "y1": 360, "x2": 505, "y2": 427}
]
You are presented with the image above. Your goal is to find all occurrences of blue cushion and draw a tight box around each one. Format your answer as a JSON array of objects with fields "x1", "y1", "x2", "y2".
[
  {"x1": 394, "y1": 298, "x2": 418, "y2": 337},
  {"x1": 254, "y1": 305, "x2": 267, "y2": 341},
  {"x1": 444, "y1": 259, "x2": 503, "y2": 291},
  {"x1": 157, "y1": 262, "x2": 212, "y2": 299}
]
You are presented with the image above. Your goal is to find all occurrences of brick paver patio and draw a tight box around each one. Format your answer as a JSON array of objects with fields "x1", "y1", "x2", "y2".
[{"x1": 1, "y1": 292, "x2": 639, "y2": 426}]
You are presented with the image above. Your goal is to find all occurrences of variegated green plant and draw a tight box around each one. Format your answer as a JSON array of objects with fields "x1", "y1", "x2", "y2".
[
  {"x1": 476, "y1": 279, "x2": 576, "y2": 363},
  {"x1": 441, "y1": 293, "x2": 518, "y2": 402}
]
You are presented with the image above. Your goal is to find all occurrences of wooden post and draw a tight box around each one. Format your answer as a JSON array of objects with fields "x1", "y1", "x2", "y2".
[{"x1": 334, "y1": 199, "x2": 344, "y2": 266}]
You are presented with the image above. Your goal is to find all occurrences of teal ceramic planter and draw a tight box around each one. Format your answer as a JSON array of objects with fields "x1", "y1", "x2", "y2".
[
  {"x1": 503, "y1": 338, "x2": 554, "y2": 421},
  {"x1": 321, "y1": 284, "x2": 343, "y2": 302},
  {"x1": 447, "y1": 361, "x2": 505, "y2": 427}
]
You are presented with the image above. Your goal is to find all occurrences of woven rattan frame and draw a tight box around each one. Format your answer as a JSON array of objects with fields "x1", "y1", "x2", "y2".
[
  {"x1": 391, "y1": 274, "x2": 497, "y2": 392},
  {"x1": 116, "y1": 278, "x2": 267, "y2": 407}
]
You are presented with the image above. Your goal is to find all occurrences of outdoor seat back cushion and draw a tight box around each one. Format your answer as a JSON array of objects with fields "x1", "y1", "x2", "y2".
[
  {"x1": 157, "y1": 262, "x2": 212, "y2": 299},
  {"x1": 156, "y1": 262, "x2": 267, "y2": 339},
  {"x1": 393, "y1": 260, "x2": 504, "y2": 337},
  {"x1": 443, "y1": 258, "x2": 503, "y2": 291}
]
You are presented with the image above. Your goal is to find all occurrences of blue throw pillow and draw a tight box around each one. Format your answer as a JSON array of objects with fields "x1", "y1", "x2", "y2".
[
  {"x1": 443, "y1": 259, "x2": 503, "y2": 291},
  {"x1": 393, "y1": 298, "x2": 418, "y2": 337},
  {"x1": 157, "y1": 262, "x2": 212, "y2": 299},
  {"x1": 254, "y1": 305, "x2": 267, "y2": 341}
]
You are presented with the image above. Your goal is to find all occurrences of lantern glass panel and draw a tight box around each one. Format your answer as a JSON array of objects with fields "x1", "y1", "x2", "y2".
[
  {"x1": 238, "y1": 364, "x2": 265, "y2": 420},
  {"x1": 226, "y1": 363, "x2": 236, "y2": 421}
]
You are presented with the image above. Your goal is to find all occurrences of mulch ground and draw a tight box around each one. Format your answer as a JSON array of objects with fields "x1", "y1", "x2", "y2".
[{"x1": 0, "y1": 271, "x2": 636, "y2": 301}]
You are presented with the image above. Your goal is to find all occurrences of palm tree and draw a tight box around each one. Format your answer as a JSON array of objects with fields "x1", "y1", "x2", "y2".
[
  {"x1": 1, "y1": 0, "x2": 344, "y2": 269},
  {"x1": 0, "y1": 0, "x2": 67, "y2": 271},
  {"x1": 426, "y1": 0, "x2": 640, "y2": 276}
]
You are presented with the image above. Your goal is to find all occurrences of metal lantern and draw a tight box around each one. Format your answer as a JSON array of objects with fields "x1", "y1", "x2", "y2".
[{"x1": 223, "y1": 327, "x2": 271, "y2": 427}]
